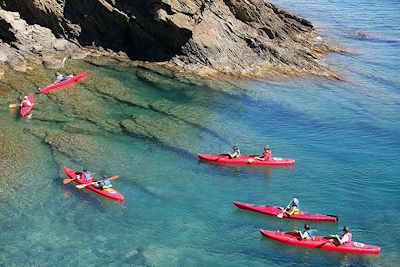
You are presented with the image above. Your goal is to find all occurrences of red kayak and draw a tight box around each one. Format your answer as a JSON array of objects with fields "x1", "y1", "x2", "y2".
[
  {"x1": 197, "y1": 154, "x2": 295, "y2": 166},
  {"x1": 20, "y1": 94, "x2": 35, "y2": 118},
  {"x1": 39, "y1": 70, "x2": 89, "y2": 94},
  {"x1": 64, "y1": 166, "x2": 124, "y2": 202},
  {"x1": 260, "y1": 230, "x2": 381, "y2": 254},
  {"x1": 233, "y1": 202, "x2": 337, "y2": 222}
]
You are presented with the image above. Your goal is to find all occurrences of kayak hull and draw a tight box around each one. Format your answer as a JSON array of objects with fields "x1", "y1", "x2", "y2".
[
  {"x1": 233, "y1": 202, "x2": 337, "y2": 222},
  {"x1": 20, "y1": 94, "x2": 35, "y2": 117},
  {"x1": 39, "y1": 70, "x2": 89, "y2": 94},
  {"x1": 260, "y1": 230, "x2": 380, "y2": 254},
  {"x1": 198, "y1": 154, "x2": 295, "y2": 166},
  {"x1": 64, "y1": 166, "x2": 124, "y2": 202}
]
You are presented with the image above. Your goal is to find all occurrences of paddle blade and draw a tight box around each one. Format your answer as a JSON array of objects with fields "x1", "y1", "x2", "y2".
[
  {"x1": 63, "y1": 178, "x2": 74, "y2": 184},
  {"x1": 9, "y1": 104, "x2": 17, "y2": 108},
  {"x1": 76, "y1": 183, "x2": 91, "y2": 189},
  {"x1": 247, "y1": 158, "x2": 254, "y2": 163},
  {"x1": 277, "y1": 212, "x2": 284, "y2": 218},
  {"x1": 61, "y1": 57, "x2": 67, "y2": 68},
  {"x1": 109, "y1": 175, "x2": 119, "y2": 181}
]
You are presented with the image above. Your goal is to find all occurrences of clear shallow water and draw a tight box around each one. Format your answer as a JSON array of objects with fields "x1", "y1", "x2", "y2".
[{"x1": 1, "y1": 0, "x2": 400, "y2": 266}]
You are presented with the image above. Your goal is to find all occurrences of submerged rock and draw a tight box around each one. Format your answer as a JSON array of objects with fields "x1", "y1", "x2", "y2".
[
  {"x1": 142, "y1": 245, "x2": 181, "y2": 267},
  {"x1": 149, "y1": 99, "x2": 221, "y2": 137},
  {"x1": 63, "y1": 121, "x2": 104, "y2": 135},
  {"x1": 43, "y1": 131, "x2": 109, "y2": 166},
  {"x1": 85, "y1": 72, "x2": 149, "y2": 109},
  {"x1": 120, "y1": 112, "x2": 227, "y2": 155},
  {"x1": 0, "y1": 116, "x2": 40, "y2": 194}
]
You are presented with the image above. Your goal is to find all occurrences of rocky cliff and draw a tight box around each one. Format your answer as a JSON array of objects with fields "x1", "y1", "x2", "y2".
[{"x1": 0, "y1": 0, "x2": 336, "y2": 78}]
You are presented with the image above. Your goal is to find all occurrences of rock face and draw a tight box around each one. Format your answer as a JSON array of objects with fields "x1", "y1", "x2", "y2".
[
  {"x1": 0, "y1": 0, "x2": 335, "y2": 78},
  {"x1": 0, "y1": 8, "x2": 82, "y2": 71}
]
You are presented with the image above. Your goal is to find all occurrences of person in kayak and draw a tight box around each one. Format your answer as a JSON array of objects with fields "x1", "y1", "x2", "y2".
[
  {"x1": 82, "y1": 169, "x2": 93, "y2": 182},
  {"x1": 76, "y1": 169, "x2": 93, "y2": 181},
  {"x1": 92, "y1": 175, "x2": 113, "y2": 190},
  {"x1": 20, "y1": 96, "x2": 32, "y2": 107},
  {"x1": 55, "y1": 72, "x2": 64, "y2": 83},
  {"x1": 329, "y1": 226, "x2": 352, "y2": 245},
  {"x1": 284, "y1": 198, "x2": 301, "y2": 216},
  {"x1": 254, "y1": 146, "x2": 272, "y2": 161},
  {"x1": 228, "y1": 146, "x2": 240, "y2": 159},
  {"x1": 295, "y1": 224, "x2": 315, "y2": 240}
]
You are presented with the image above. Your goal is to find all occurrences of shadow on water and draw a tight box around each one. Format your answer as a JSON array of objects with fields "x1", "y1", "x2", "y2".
[
  {"x1": 232, "y1": 208, "x2": 339, "y2": 227},
  {"x1": 55, "y1": 174, "x2": 121, "y2": 212},
  {"x1": 259, "y1": 236, "x2": 380, "y2": 267},
  {"x1": 197, "y1": 160, "x2": 295, "y2": 178}
]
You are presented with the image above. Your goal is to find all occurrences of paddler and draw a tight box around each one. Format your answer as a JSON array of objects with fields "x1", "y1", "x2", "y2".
[
  {"x1": 20, "y1": 96, "x2": 32, "y2": 107},
  {"x1": 76, "y1": 169, "x2": 93, "y2": 181},
  {"x1": 328, "y1": 226, "x2": 352, "y2": 245},
  {"x1": 55, "y1": 72, "x2": 64, "y2": 83},
  {"x1": 283, "y1": 198, "x2": 301, "y2": 216},
  {"x1": 254, "y1": 145, "x2": 272, "y2": 161},
  {"x1": 82, "y1": 169, "x2": 93, "y2": 182},
  {"x1": 228, "y1": 146, "x2": 240, "y2": 159},
  {"x1": 92, "y1": 175, "x2": 112, "y2": 190},
  {"x1": 295, "y1": 224, "x2": 315, "y2": 240}
]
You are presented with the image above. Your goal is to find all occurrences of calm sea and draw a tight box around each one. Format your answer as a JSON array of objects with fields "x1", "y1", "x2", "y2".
[{"x1": 0, "y1": 0, "x2": 399, "y2": 266}]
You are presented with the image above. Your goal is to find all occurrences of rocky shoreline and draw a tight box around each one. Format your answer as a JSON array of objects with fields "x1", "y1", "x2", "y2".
[{"x1": 0, "y1": 0, "x2": 341, "y2": 80}]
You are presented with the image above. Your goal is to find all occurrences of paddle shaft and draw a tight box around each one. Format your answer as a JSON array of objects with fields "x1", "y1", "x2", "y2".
[
  {"x1": 277, "y1": 206, "x2": 289, "y2": 218},
  {"x1": 76, "y1": 176, "x2": 119, "y2": 189}
]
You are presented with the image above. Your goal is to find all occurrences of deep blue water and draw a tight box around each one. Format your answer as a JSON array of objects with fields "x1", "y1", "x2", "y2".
[{"x1": 0, "y1": 0, "x2": 399, "y2": 266}]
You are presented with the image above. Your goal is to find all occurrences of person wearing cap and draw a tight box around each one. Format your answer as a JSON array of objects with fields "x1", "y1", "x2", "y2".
[
  {"x1": 228, "y1": 146, "x2": 240, "y2": 159},
  {"x1": 284, "y1": 198, "x2": 301, "y2": 216},
  {"x1": 92, "y1": 175, "x2": 112, "y2": 190},
  {"x1": 329, "y1": 226, "x2": 352, "y2": 245},
  {"x1": 254, "y1": 146, "x2": 272, "y2": 161},
  {"x1": 296, "y1": 224, "x2": 316, "y2": 240},
  {"x1": 20, "y1": 96, "x2": 32, "y2": 107}
]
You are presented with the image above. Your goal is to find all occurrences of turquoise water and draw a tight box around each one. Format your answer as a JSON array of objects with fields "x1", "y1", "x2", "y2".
[{"x1": 1, "y1": 0, "x2": 400, "y2": 266}]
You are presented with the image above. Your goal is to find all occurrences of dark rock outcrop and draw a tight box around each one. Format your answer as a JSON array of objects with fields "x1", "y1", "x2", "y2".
[{"x1": 0, "y1": 0, "x2": 337, "y2": 78}]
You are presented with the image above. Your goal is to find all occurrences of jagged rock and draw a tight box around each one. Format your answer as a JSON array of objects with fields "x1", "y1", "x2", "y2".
[
  {"x1": 0, "y1": 7, "x2": 83, "y2": 71},
  {"x1": 0, "y1": 0, "x2": 338, "y2": 79}
]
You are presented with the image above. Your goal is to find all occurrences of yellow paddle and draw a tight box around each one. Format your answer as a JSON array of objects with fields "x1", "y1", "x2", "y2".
[
  {"x1": 9, "y1": 103, "x2": 18, "y2": 108},
  {"x1": 76, "y1": 176, "x2": 119, "y2": 189}
]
